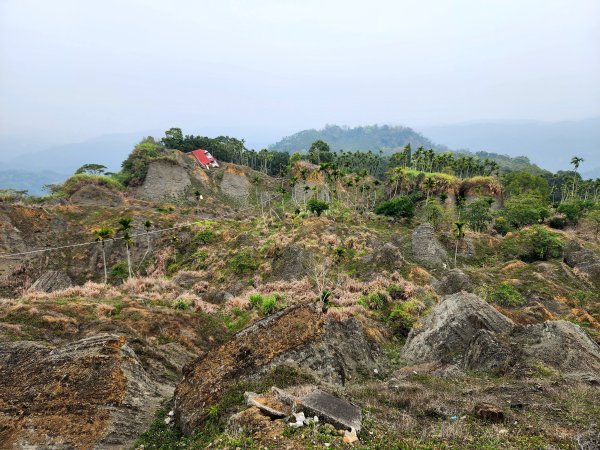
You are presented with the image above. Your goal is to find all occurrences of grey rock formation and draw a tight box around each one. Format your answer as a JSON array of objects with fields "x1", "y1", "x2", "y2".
[
  {"x1": 564, "y1": 240, "x2": 600, "y2": 285},
  {"x1": 220, "y1": 170, "x2": 251, "y2": 200},
  {"x1": 136, "y1": 159, "x2": 192, "y2": 202},
  {"x1": 30, "y1": 270, "x2": 73, "y2": 293},
  {"x1": 405, "y1": 292, "x2": 600, "y2": 381},
  {"x1": 401, "y1": 292, "x2": 514, "y2": 364},
  {"x1": 513, "y1": 320, "x2": 600, "y2": 381},
  {"x1": 293, "y1": 182, "x2": 330, "y2": 205},
  {"x1": 411, "y1": 223, "x2": 449, "y2": 269},
  {"x1": 432, "y1": 269, "x2": 473, "y2": 295},
  {"x1": 271, "y1": 245, "x2": 314, "y2": 280}
]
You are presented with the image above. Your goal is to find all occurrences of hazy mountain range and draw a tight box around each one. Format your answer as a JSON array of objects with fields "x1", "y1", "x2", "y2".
[
  {"x1": 418, "y1": 118, "x2": 600, "y2": 177},
  {"x1": 1, "y1": 118, "x2": 598, "y2": 195}
]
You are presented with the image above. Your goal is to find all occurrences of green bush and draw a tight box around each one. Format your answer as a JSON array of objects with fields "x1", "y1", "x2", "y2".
[
  {"x1": 388, "y1": 300, "x2": 425, "y2": 336},
  {"x1": 465, "y1": 197, "x2": 494, "y2": 232},
  {"x1": 556, "y1": 200, "x2": 594, "y2": 225},
  {"x1": 375, "y1": 196, "x2": 415, "y2": 219},
  {"x1": 419, "y1": 199, "x2": 444, "y2": 228},
  {"x1": 110, "y1": 262, "x2": 129, "y2": 283},
  {"x1": 248, "y1": 293, "x2": 284, "y2": 315},
  {"x1": 120, "y1": 137, "x2": 169, "y2": 186},
  {"x1": 306, "y1": 198, "x2": 329, "y2": 216},
  {"x1": 502, "y1": 226, "x2": 564, "y2": 262},
  {"x1": 194, "y1": 229, "x2": 215, "y2": 245},
  {"x1": 173, "y1": 299, "x2": 191, "y2": 310},
  {"x1": 358, "y1": 292, "x2": 388, "y2": 310},
  {"x1": 501, "y1": 194, "x2": 549, "y2": 228},
  {"x1": 61, "y1": 174, "x2": 123, "y2": 196},
  {"x1": 229, "y1": 250, "x2": 259, "y2": 274},
  {"x1": 548, "y1": 216, "x2": 568, "y2": 229},
  {"x1": 493, "y1": 216, "x2": 512, "y2": 235},
  {"x1": 249, "y1": 293, "x2": 264, "y2": 309},
  {"x1": 490, "y1": 282, "x2": 525, "y2": 307}
]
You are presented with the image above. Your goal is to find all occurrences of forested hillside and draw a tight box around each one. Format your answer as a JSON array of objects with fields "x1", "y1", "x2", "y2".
[
  {"x1": 270, "y1": 124, "x2": 546, "y2": 175},
  {"x1": 270, "y1": 124, "x2": 438, "y2": 153}
]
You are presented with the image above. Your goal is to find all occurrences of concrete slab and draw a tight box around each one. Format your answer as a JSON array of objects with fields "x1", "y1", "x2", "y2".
[{"x1": 297, "y1": 389, "x2": 362, "y2": 432}]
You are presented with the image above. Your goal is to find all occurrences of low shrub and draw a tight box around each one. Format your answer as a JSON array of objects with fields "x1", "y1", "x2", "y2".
[
  {"x1": 556, "y1": 200, "x2": 594, "y2": 225},
  {"x1": 307, "y1": 198, "x2": 330, "y2": 216},
  {"x1": 547, "y1": 216, "x2": 568, "y2": 229},
  {"x1": 61, "y1": 174, "x2": 123, "y2": 196},
  {"x1": 229, "y1": 250, "x2": 259, "y2": 274},
  {"x1": 358, "y1": 292, "x2": 388, "y2": 310},
  {"x1": 490, "y1": 282, "x2": 525, "y2": 307},
  {"x1": 387, "y1": 299, "x2": 426, "y2": 336},
  {"x1": 493, "y1": 216, "x2": 512, "y2": 235},
  {"x1": 501, "y1": 226, "x2": 564, "y2": 262},
  {"x1": 248, "y1": 292, "x2": 285, "y2": 315},
  {"x1": 375, "y1": 196, "x2": 415, "y2": 219},
  {"x1": 194, "y1": 229, "x2": 215, "y2": 245}
]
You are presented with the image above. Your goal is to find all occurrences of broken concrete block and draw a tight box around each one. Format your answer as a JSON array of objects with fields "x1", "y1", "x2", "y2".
[
  {"x1": 243, "y1": 391, "x2": 288, "y2": 418},
  {"x1": 297, "y1": 389, "x2": 362, "y2": 432}
]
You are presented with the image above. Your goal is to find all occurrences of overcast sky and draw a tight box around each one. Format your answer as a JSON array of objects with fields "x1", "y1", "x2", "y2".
[{"x1": 1, "y1": 0, "x2": 599, "y2": 146}]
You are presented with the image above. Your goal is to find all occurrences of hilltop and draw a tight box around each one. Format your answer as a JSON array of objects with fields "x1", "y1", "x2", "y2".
[{"x1": 269, "y1": 124, "x2": 546, "y2": 175}]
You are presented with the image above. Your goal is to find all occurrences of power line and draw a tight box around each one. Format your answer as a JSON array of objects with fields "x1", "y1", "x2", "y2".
[{"x1": 0, "y1": 223, "x2": 191, "y2": 259}]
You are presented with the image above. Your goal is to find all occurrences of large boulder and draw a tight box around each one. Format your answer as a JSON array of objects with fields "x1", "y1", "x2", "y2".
[
  {"x1": 411, "y1": 223, "x2": 449, "y2": 269},
  {"x1": 564, "y1": 240, "x2": 600, "y2": 285},
  {"x1": 30, "y1": 270, "x2": 73, "y2": 293},
  {"x1": 401, "y1": 292, "x2": 514, "y2": 364},
  {"x1": 512, "y1": 320, "x2": 600, "y2": 381},
  {"x1": 174, "y1": 304, "x2": 382, "y2": 435},
  {"x1": 0, "y1": 334, "x2": 169, "y2": 449},
  {"x1": 432, "y1": 269, "x2": 473, "y2": 295}
]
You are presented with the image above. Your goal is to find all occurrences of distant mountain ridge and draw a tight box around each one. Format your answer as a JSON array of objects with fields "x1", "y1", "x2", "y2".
[
  {"x1": 269, "y1": 124, "x2": 442, "y2": 154},
  {"x1": 419, "y1": 117, "x2": 600, "y2": 175}
]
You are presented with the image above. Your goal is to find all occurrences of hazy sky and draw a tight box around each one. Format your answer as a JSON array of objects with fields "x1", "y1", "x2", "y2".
[{"x1": 1, "y1": 0, "x2": 599, "y2": 144}]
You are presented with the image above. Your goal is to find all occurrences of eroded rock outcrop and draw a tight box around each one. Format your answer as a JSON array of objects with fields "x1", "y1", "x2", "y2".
[
  {"x1": 220, "y1": 165, "x2": 251, "y2": 200},
  {"x1": 404, "y1": 292, "x2": 600, "y2": 381},
  {"x1": 411, "y1": 223, "x2": 449, "y2": 269},
  {"x1": 401, "y1": 292, "x2": 513, "y2": 364},
  {"x1": 0, "y1": 334, "x2": 169, "y2": 449},
  {"x1": 69, "y1": 184, "x2": 124, "y2": 207},
  {"x1": 174, "y1": 304, "x2": 382, "y2": 435},
  {"x1": 30, "y1": 270, "x2": 73, "y2": 293},
  {"x1": 135, "y1": 159, "x2": 192, "y2": 202},
  {"x1": 564, "y1": 240, "x2": 600, "y2": 285},
  {"x1": 432, "y1": 269, "x2": 473, "y2": 295}
]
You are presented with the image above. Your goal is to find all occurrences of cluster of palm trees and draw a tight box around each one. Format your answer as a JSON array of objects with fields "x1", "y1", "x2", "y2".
[
  {"x1": 390, "y1": 144, "x2": 501, "y2": 178},
  {"x1": 92, "y1": 218, "x2": 153, "y2": 283}
]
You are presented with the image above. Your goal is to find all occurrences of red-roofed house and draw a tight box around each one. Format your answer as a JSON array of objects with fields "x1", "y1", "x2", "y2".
[{"x1": 191, "y1": 149, "x2": 219, "y2": 169}]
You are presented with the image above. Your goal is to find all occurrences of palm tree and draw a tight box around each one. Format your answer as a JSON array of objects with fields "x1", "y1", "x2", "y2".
[
  {"x1": 94, "y1": 227, "x2": 114, "y2": 283},
  {"x1": 118, "y1": 217, "x2": 134, "y2": 278},
  {"x1": 453, "y1": 221, "x2": 466, "y2": 266},
  {"x1": 570, "y1": 156, "x2": 584, "y2": 199},
  {"x1": 424, "y1": 176, "x2": 437, "y2": 200},
  {"x1": 137, "y1": 220, "x2": 153, "y2": 272}
]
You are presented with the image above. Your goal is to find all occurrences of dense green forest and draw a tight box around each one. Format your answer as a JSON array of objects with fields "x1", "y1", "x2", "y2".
[
  {"x1": 269, "y1": 124, "x2": 439, "y2": 153},
  {"x1": 269, "y1": 124, "x2": 546, "y2": 175}
]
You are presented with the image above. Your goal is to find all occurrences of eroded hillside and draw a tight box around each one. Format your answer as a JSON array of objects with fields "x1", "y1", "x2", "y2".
[{"x1": 0, "y1": 148, "x2": 599, "y2": 449}]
